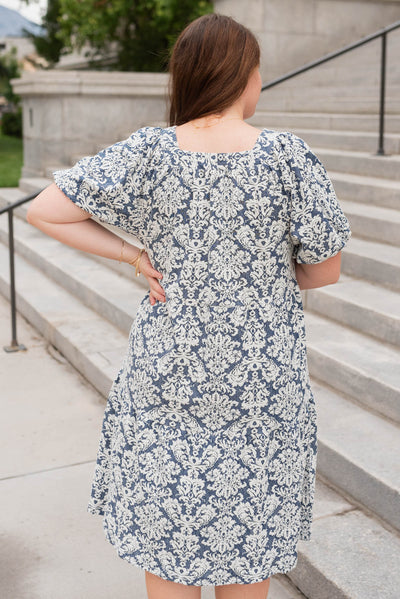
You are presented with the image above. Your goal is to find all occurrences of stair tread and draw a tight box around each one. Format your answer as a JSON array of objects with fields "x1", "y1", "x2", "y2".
[
  {"x1": 313, "y1": 379, "x2": 400, "y2": 489},
  {"x1": 339, "y1": 198, "x2": 400, "y2": 220},
  {"x1": 304, "y1": 311, "x2": 400, "y2": 390},
  {"x1": 310, "y1": 273, "x2": 400, "y2": 319},
  {"x1": 345, "y1": 234, "x2": 400, "y2": 265},
  {"x1": 313, "y1": 145, "x2": 400, "y2": 161},
  {"x1": 329, "y1": 169, "x2": 400, "y2": 189},
  {"x1": 293, "y1": 508, "x2": 400, "y2": 599},
  {"x1": 0, "y1": 243, "x2": 128, "y2": 379},
  {"x1": 279, "y1": 127, "x2": 400, "y2": 140},
  {"x1": 255, "y1": 110, "x2": 400, "y2": 118},
  {"x1": 0, "y1": 214, "x2": 147, "y2": 326},
  {"x1": 0, "y1": 188, "x2": 28, "y2": 203}
]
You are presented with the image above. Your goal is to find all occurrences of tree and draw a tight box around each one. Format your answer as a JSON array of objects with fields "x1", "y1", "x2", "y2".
[
  {"x1": 22, "y1": 0, "x2": 65, "y2": 66},
  {"x1": 0, "y1": 47, "x2": 23, "y2": 136},
  {"x1": 23, "y1": 0, "x2": 213, "y2": 72},
  {"x1": 0, "y1": 46, "x2": 21, "y2": 105}
]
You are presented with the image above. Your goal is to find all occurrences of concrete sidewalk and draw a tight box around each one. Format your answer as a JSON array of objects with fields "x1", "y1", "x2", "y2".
[{"x1": 0, "y1": 294, "x2": 305, "y2": 599}]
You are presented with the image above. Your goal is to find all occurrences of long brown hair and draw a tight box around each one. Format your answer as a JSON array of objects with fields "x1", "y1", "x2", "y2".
[{"x1": 168, "y1": 13, "x2": 260, "y2": 126}]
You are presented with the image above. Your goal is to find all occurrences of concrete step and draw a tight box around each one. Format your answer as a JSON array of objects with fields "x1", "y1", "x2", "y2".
[
  {"x1": 2, "y1": 201, "x2": 399, "y2": 598},
  {"x1": 314, "y1": 146, "x2": 400, "y2": 180},
  {"x1": 290, "y1": 494, "x2": 400, "y2": 599},
  {"x1": 41, "y1": 142, "x2": 400, "y2": 184},
  {"x1": 44, "y1": 164, "x2": 72, "y2": 178},
  {"x1": 264, "y1": 127, "x2": 400, "y2": 154},
  {"x1": 250, "y1": 111, "x2": 400, "y2": 133},
  {"x1": 0, "y1": 184, "x2": 149, "y2": 290},
  {"x1": 16, "y1": 171, "x2": 400, "y2": 227},
  {"x1": 329, "y1": 171, "x2": 400, "y2": 210},
  {"x1": 0, "y1": 244, "x2": 128, "y2": 398},
  {"x1": 0, "y1": 212, "x2": 147, "y2": 336},
  {"x1": 257, "y1": 92, "x2": 400, "y2": 115},
  {"x1": 94, "y1": 128, "x2": 400, "y2": 158},
  {"x1": 2, "y1": 241, "x2": 399, "y2": 599},
  {"x1": 18, "y1": 176, "x2": 51, "y2": 196},
  {"x1": 341, "y1": 235, "x2": 400, "y2": 291},
  {"x1": 313, "y1": 378, "x2": 400, "y2": 532},
  {"x1": 305, "y1": 273, "x2": 400, "y2": 347},
  {"x1": 304, "y1": 310, "x2": 400, "y2": 425},
  {"x1": 339, "y1": 199, "x2": 400, "y2": 246}
]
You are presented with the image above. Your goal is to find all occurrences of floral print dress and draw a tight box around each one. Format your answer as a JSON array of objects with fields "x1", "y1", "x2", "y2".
[{"x1": 53, "y1": 126, "x2": 352, "y2": 586}]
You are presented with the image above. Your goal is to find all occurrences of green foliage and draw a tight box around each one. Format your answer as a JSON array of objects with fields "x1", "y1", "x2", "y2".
[
  {"x1": 1, "y1": 107, "x2": 23, "y2": 138},
  {"x1": 0, "y1": 130, "x2": 23, "y2": 186},
  {"x1": 23, "y1": 0, "x2": 65, "y2": 66},
  {"x1": 56, "y1": 0, "x2": 214, "y2": 72},
  {"x1": 0, "y1": 47, "x2": 22, "y2": 139},
  {"x1": 0, "y1": 47, "x2": 21, "y2": 105}
]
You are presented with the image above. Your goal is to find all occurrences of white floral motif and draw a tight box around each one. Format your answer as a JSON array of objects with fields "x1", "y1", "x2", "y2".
[{"x1": 52, "y1": 125, "x2": 351, "y2": 586}]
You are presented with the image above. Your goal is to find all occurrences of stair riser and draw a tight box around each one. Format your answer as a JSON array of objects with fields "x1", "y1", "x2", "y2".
[
  {"x1": 251, "y1": 112, "x2": 400, "y2": 133},
  {"x1": 305, "y1": 292, "x2": 400, "y2": 347},
  {"x1": 281, "y1": 131, "x2": 400, "y2": 154},
  {"x1": 0, "y1": 277, "x2": 112, "y2": 398},
  {"x1": 3, "y1": 197, "x2": 149, "y2": 290},
  {"x1": 307, "y1": 350, "x2": 400, "y2": 424},
  {"x1": 66, "y1": 145, "x2": 400, "y2": 179},
  {"x1": 321, "y1": 152, "x2": 400, "y2": 181},
  {"x1": 258, "y1": 96, "x2": 400, "y2": 115},
  {"x1": 341, "y1": 252, "x2": 400, "y2": 291},
  {"x1": 0, "y1": 228, "x2": 134, "y2": 335},
  {"x1": 317, "y1": 441, "x2": 400, "y2": 532},
  {"x1": 287, "y1": 554, "x2": 348, "y2": 599},
  {"x1": 331, "y1": 178, "x2": 399, "y2": 210},
  {"x1": 345, "y1": 213, "x2": 400, "y2": 247},
  {"x1": 18, "y1": 179, "x2": 47, "y2": 195}
]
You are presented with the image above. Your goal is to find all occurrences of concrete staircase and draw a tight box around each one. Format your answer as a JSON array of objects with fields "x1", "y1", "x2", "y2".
[{"x1": 1, "y1": 107, "x2": 400, "y2": 597}]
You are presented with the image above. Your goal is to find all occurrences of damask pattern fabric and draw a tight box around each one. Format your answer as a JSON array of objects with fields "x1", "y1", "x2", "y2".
[{"x1": 53, "y1": 126, "x2": 352, "y2": 586}]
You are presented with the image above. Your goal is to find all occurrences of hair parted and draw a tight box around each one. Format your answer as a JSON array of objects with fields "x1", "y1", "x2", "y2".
[{"x1": 168, "y1": 13, "x2": 261, "y2": 126}]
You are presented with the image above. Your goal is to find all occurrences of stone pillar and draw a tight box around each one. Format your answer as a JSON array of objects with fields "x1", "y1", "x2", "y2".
[{"x1": 11, "y1": 71, "x2": 169, "y2": 178}]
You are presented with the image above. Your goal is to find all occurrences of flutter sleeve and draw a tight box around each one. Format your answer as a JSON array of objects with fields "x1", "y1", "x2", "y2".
[
  {"x1": 52, "y1": 127, "x2": 156, "y2": 240},
  {"x1": 279, "y1": 131, "x2": 352, "y2": 264}
]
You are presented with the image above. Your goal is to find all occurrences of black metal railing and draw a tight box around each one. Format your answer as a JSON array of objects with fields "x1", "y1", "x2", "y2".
[
  {"x1": 0, "y1": 190, "x2": 45, "y2": 352},
  {"x1": 2, "y1": 21, "x2": 400, "y2": 352},
  {"x1": 261, "y1": 19, "x2": 400, "y2": 156}
]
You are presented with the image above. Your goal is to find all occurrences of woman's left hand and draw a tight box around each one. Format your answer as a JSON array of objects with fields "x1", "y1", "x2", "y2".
[{"x1": 138, "y1": 252, "x2": 166, "y2": 306}]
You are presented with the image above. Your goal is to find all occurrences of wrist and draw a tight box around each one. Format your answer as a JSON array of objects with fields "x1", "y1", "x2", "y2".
[{"x1": 118, "y1": 239, "x2": 141, "y2": 264}]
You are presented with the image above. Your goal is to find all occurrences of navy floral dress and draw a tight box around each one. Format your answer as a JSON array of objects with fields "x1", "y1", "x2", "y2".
[{"x1": 53, "y1": 126, "x2": 351, "y2": 586}]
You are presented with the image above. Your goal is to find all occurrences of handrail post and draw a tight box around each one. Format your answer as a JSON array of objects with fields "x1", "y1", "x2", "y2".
[
  {"x1": 3, "y1": 208, "x2": 27, "y2": 352},
  {"x1": 376, "y1": 32, "x2": 387, "y2": 156}
]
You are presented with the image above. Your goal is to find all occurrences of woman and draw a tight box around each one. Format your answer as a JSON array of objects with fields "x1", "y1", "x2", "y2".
[{"x1": 26, "y1": 13, "x2": 351, "y2": 599}]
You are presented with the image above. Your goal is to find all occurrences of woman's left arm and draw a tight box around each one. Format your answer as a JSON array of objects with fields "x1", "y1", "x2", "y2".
[{"x1": 26, "y1": 183, "x2": 165, "y2": 305}]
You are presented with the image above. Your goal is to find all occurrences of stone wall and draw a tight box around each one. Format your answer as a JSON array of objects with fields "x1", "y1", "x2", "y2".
[
  {"x1": 11, "y1": 71, "x2": 169, "y2": 178},
  {"x1": 215, "y1": 0, "x2": 400, "y2": 80}
]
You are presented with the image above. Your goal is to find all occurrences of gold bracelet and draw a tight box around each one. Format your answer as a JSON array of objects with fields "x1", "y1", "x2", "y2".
[
  {"x1": 128, "y1": 247, "x2": 145, "y2": 277},
  {"x1": 118, "y1": 239, "x2": 126, "y2": 264}
]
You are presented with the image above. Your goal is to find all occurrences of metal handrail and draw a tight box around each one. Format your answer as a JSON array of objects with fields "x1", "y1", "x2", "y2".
[
  {"x1": 1, "y1": 189, "x2": 45, "y2": 352},
  {"x1": 3, "y1": 21, "x2": 400, "y2": 352},
  {"x1": 261, "y1": 19, "x2": 400, "y2": 156}
]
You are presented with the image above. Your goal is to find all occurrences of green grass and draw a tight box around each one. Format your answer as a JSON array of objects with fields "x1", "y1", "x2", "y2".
[{"x1": 0, "y1": 130, "x2": 23, "y2": 187}]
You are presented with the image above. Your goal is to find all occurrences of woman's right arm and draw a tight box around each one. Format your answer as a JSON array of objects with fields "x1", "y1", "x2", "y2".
[{"x1": 295, "y1": 251, "x2": 342, "y2": 290}]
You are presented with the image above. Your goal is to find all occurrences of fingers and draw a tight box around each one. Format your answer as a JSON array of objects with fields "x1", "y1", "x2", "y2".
[
  {"x1": 149, "y1": 289, "x2": 165, "y2": 305},
  {"x1": 141, "y1": 256, "x2": 164, "y2": 305},
  {"x1": 148, "y1": 276, "x2": 166, "y2": 305}
]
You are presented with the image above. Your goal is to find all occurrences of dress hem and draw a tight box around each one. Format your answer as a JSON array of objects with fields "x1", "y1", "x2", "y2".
[{"x1": 87, "y1": 503, "x2": 309, "y2": 587}]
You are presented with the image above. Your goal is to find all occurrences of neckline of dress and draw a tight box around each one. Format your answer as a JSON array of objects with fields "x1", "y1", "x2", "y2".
[{"x1": 170, "y1": 125, "x2": 266, "y2": 157}]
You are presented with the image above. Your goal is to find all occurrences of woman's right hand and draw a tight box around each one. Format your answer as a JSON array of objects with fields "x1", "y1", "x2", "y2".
[{"x1": 138, "y1": 251, "x2": 166, "y2": 305}]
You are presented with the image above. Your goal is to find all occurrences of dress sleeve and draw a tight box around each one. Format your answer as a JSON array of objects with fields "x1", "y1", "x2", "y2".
[
  {"x1": 279, "y1": 131, "x2": 352, "y2": 264},
  {"x1": 52, "y1": 127, "x2": 155, "y2": 240}
]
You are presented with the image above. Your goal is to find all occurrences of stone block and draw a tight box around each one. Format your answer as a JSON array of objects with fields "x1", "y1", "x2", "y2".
[{"x1": 263, "y1": 0, "x2": 315, "y2": 34}]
